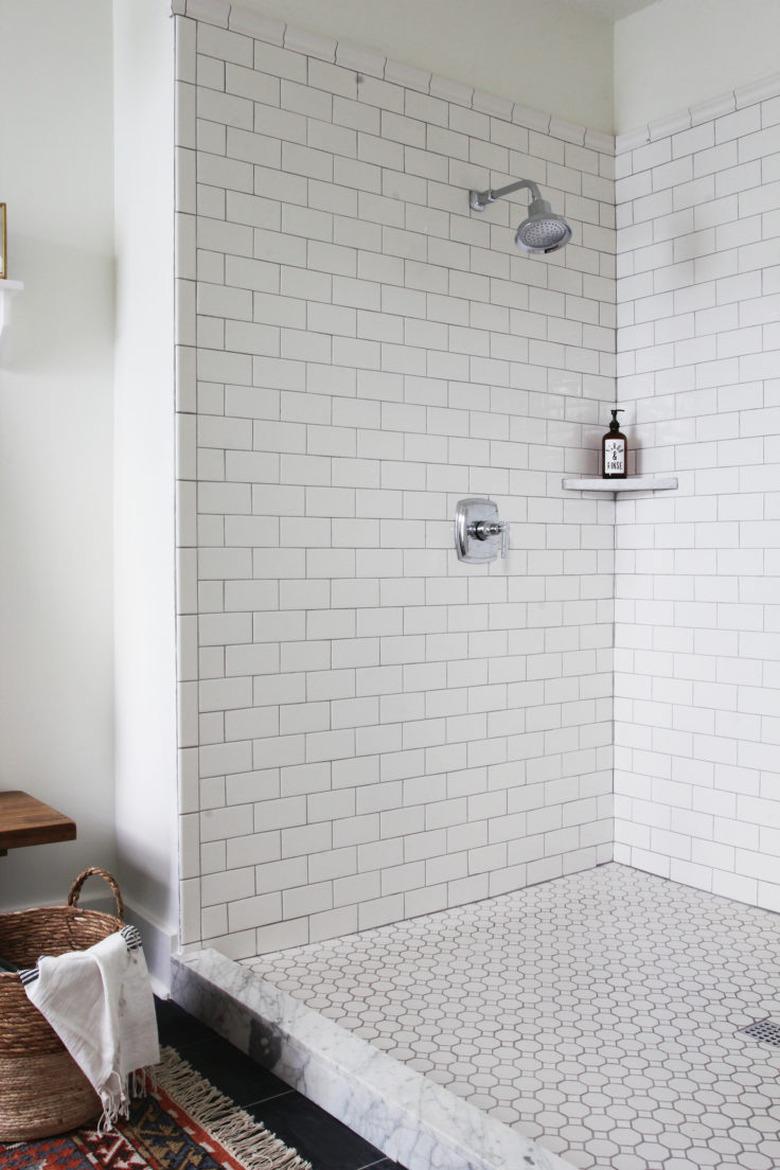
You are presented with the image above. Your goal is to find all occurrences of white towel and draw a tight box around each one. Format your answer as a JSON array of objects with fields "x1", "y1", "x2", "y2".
[{"x1": 22, "y1": 926, "x2": 160, "y2": 1131}]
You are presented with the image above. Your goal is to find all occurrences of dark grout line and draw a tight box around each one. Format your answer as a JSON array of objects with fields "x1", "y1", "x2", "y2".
[{"x1": 245, "y1": 1087, "x2": 297, "y2": 1108}]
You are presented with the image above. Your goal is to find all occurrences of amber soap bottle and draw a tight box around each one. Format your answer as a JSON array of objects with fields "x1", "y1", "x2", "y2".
[{"x1": 602, "y1": 409, "x2": 627, "y2": 479}]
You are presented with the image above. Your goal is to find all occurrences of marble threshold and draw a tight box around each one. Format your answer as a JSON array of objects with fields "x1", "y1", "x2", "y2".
[{"x1": 172, "y1": 947, "x2": 573, "y2": 1170}]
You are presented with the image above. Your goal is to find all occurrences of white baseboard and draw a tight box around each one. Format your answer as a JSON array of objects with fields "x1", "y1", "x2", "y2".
[{"x1": 122, "y1": 899, "x2": 178, "y2": 996}]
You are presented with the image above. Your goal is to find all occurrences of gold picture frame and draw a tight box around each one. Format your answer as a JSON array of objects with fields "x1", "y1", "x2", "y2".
[{"x1": 0, "y1": 204, "x2": 6, "y2": 279}]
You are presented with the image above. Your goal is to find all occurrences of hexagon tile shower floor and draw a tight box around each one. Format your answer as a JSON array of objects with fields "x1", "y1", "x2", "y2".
[{"x1": 245, "y1": 863, "x2": 780, "y2": 1170}]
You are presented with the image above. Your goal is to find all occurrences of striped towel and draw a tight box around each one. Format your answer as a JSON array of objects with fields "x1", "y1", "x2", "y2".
[
  {"x1": 21, "y1": 924, "x2": 159, "y2": 1131},
  {"x1": 19, "y1": 925, "x2": 143, "y2": 985}
]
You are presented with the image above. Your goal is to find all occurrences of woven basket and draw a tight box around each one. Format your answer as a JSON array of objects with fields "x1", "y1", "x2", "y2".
[{"x1": 0, "y1": 866, "x2": 125, "y2": 1142}]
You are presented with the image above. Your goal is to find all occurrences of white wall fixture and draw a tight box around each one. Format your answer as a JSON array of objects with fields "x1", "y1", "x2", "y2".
[
  {"x1": 0, "y1": 279, "x2": 23, "y2": 341},
  {"x1": 562, "y1": 475, "x2": 678, "y2": 492}
]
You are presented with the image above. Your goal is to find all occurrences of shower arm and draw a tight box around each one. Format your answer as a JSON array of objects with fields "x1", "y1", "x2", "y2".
[{"x1": 469, "y1": 178, "x2": 542, "y2": 212}]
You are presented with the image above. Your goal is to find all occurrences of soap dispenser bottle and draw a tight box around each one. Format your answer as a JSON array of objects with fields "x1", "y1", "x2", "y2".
[{"x1": 602, "y1": 409, "x2": 627, "y2": 479}]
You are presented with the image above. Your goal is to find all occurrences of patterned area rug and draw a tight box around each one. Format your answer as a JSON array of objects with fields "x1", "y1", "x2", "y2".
[{"x1": 1, "y1": 1047, "x2": 311, "y2": 1170}]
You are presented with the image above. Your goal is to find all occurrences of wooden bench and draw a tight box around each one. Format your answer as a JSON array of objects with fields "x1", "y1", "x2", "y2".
[{"x1": 0, "y1": 790, "x2": 76, "y2": 856}]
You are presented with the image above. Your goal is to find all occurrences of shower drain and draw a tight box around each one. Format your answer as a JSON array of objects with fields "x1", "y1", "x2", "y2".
[{"x1": 739, "y1": 1018, "x2": 780, "y2": 1046}]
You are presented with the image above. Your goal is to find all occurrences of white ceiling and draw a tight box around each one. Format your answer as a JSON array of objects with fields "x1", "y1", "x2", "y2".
[{"x1": 561, "y1": 0, "x2": 659, "y2": 21}]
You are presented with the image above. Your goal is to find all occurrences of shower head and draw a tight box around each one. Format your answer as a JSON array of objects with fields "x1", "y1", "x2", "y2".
[
  {"x1": 514, "y1": 195, "x2": 572, "y2": 255},
  {"x1": 468, "y1": 178, "x2": 572, "y2": 256}
]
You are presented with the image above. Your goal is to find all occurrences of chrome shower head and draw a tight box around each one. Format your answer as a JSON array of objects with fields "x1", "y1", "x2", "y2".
[
  {"x1": 514, "y1": 195, "x2": 572, "y2": 255},
  {"x1": 468, "y1": 178, "x2": 572, "y2": 256}
]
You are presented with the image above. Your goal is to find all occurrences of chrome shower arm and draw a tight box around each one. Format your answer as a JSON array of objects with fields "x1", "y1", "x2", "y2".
[
  {"x1": 469, "y1": 179, "x2": 542, "y2": 211},
  {"x1": 466, "y1": 175, "x2": 571, "y2": 254}
]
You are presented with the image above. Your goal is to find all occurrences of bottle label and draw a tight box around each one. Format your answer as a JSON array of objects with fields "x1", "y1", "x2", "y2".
[{"x1": 604, "y1": 438, "x2": 625, "y2": 475}]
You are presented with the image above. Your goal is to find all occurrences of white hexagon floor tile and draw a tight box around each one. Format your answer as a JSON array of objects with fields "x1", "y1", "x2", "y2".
[{"x1": 242, "y1": 863, "x2": 780, "y2": 1169}]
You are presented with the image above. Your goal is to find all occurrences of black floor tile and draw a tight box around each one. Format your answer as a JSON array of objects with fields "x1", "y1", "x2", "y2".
[
  {"x1": 156, "y1": 997, "x2": 291, "y2": 1107},
  {"x1": 175, "y1": 1033, "x2": 292, "y2": 1108},
  {"x1": 155, "y1": 997, "x2": 217, "y2": 1048},
  {"x1": 247, "y1": 1089, "x2": 390, "y2": 1170}
]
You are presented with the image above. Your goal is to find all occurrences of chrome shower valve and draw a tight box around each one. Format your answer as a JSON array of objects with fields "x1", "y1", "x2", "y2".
[{"x1": 455, "y1": 498, "x2": 509, "y2": 563}]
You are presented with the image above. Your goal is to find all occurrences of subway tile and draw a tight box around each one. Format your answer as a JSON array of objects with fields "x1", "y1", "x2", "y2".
[{"x1": 177, "y1": 12, "x2": 780, "y2": 947}]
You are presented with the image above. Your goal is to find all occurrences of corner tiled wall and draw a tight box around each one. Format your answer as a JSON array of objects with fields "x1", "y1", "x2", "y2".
[
  {"x1": 174, "y1": 4, "x2": 616, "y2": 957},
  {"x1": 614, "y1": 85, "x2": 780, "y2": 913}
]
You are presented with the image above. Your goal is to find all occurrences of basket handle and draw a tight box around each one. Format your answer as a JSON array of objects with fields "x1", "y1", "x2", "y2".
[{"x1": 68, "y1": 866, "x2": 125, "y2": 921}]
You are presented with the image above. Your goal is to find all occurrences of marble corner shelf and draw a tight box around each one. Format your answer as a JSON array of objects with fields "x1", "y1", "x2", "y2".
[
  {"x1": 0, "y1": 279, "x2": 24, "y2": 338},
  {"x1": 562, "y1": 474, "x2": 678, "y2": 492}
]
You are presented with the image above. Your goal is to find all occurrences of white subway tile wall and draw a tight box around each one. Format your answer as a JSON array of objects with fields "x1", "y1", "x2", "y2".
[
  {"x1": 614, "y1": 95, "x2": 780, "y2": 914},
  {"x1": 174, "y1": 13, "x2": 616, "y2": 956}
]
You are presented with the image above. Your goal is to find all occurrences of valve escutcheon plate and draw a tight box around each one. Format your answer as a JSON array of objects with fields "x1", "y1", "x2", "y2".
[{"x1": 454, "y1": 497, "x2": 504, "y2": 563}]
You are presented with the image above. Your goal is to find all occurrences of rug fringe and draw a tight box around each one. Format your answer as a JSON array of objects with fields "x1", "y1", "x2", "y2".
[{"x1": 156, "y1": 1047, "x2": 312, "y2": 1170}]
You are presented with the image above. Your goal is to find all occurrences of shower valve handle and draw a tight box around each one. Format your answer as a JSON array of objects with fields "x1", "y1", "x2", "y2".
[
  {"x1": 469, "y1": 519, "x2": 503, "y2": 541},
  {"x1": 468, "y1": 519, "x2": 509, "y2": 557}
]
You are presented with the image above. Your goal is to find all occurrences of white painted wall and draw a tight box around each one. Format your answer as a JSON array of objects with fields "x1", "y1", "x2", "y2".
[
  {"x1": 614, "y1": 0, "x2": 780, "y2": 133},
  {"x1": 239, "y1": 0, "x2": 615, "y2": 132},
  {"x1": 113, "y1": 0, "x2": 178, "y2": 977},
  {"x1": 0, "y1": 0, "x2": 116, "y2": 909}
]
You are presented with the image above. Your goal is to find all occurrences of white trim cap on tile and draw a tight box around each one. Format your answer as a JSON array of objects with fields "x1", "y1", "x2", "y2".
[
  {"x1": 174, "y1": 0, "x2": 616, "y2": 153},
  {"x1": 616, "y1": 69, "x2": 780, "y2": 152}
]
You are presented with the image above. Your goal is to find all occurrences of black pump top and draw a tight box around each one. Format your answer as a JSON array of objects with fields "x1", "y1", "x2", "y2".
[{"x1": 609, "y1": 408, "x2": 625, "y2": 433}]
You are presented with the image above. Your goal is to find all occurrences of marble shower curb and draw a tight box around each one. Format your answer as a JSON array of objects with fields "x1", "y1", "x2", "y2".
[{"x1": 172, "y1": 948, "x2": 575, "y2": 1170}]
